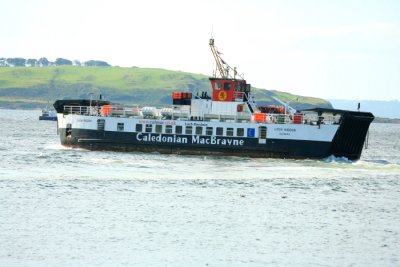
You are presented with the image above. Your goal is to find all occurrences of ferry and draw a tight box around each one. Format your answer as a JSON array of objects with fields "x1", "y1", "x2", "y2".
[
  {"x1": 53, "y1": 39, "x2": 374, "y2": 160},
  {"x1": 39, "y1": 108, "x2": 57, "y2": 121}
]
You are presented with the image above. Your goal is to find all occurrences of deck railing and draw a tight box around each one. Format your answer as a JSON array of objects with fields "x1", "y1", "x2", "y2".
[
  {"x1": 62, "y1": 105, "x2": 341, "y2": 126},
  {"x1": 257, "y1": 113, "x2": 340, "y2": 125},
  {"x1": 63, "y1": 106, "x2": 92, "y2": 115}
]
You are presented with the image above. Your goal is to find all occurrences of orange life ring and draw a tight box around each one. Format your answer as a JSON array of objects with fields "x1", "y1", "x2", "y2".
[{"x1": 218, "y1": 91, "x2": 228, "y2": 101}]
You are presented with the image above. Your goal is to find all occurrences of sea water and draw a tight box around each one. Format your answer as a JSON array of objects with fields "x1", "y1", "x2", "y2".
[{"x1": 0, "y1": 109, "x2": 399, "y2": 267}]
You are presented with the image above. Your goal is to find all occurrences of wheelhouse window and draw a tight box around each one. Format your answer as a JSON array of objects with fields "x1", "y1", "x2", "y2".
[
  {"x1": 165, "y1": 125, "x2": 173, "y2": 134},
  {"x1": 117, "y1": 123, "x2": 124, "y2": 132},
  {"x1": 216, "y1": 127, "x2": 223, "y2": 136},
  {"x1": 145, "y1": 124, "x2": 153, "y2": 133},
  {"x1": 175, "y1": 125, "x2": 183, "y2": 134},
  {"x1": 224, "y1": 83, "x2": 232, "y2": 90},
  {"x1": 135, "y1": 124, "x2": 142, "y2": 132},
  {"x1": 195, "y1": 126, "x2": 203, "y2": 135},
  {"x1": 155, "y1": 125, "x2": 162, "y2": 133},
  {"x1": 237, "y1": 128, "x2": 245, "y2": 137},
  {"x1": 235, "y1": 82, "x2": 242, "y2": 91},
  {"x1": 227, "y1": 128, "x2": 234, "y2": 137},
  {"x1": 185, "y1": 126, "x2": 193, "y2": 135},
  {"x1": 206, "y1": 127, "x2": 213, "y2": 136},
  {"x1": 215, "y1": 82, "x2": 222, "y2": 90}
]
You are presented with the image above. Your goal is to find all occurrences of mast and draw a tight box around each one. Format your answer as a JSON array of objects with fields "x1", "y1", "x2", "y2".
[
  {"x1": 209, "y1": 38, "x2": 244, "y2": 80},
  {"x1": 209, "y1": 38, "x2": 228, "y2": 78}
]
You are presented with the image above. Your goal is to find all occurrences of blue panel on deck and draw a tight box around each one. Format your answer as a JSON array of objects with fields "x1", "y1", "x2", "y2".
[{"x1": 247, "y1": 128, "x2": 255, "y2": 138}]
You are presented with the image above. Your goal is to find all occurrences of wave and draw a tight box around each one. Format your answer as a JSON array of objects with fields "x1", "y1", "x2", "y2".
[
  {"x1": 322, "y1": 155, "x2": 353, "y2": 163},
  {"x1": 322, "y1": 155, "x2": 400, "y2": 167},
  {"x1": 44, "y1": 144, "x2": 72, "y2": 150},
  {"x1": 362, "y1": 159, "x2": 393, "y2": 165},
  {"x1": 355, "y1": 160, "x2": 400, "y2": 169},
  {"x1": 43, "y1": 144, "x2": 87, "y2": 151}
]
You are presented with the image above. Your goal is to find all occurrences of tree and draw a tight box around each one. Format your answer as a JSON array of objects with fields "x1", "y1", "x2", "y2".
[
  {"x1": 6, "y1": 58, "x2": 26, "y2": 66},
  {"x1": 27, "y1": 59, "x2": 38, "y2": 67},
  {"x1": 84, "y1": 60, "x2": 111, "y2": 67},
  {"x1": 55, "y1": 58, "x2": 73, "y2": 66},
  {"x1": 38, "y1": 57, "x2": 49, "y2": 67}
]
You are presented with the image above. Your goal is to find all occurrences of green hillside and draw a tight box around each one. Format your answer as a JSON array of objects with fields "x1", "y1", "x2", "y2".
[{"x1": 0, "y1": 66, "x2": 332, "y2": 109}]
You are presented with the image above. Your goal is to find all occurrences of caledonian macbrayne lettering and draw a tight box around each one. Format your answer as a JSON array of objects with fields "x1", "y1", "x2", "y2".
[{"x1": 136, "y1": 133, "x2": 244, "y2": 146}]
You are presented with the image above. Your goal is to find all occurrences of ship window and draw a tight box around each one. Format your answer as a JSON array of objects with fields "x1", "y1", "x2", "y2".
[
  {"x1": 145, "y1": 124, "x2": 152, "y2": 133},
  {"x1": 136, "y1": 124, "x2": 142, "y2": 132},
  {"x1": 215, "y1": 82, "x2": 222, "y2": 90},
  {"x1": 236, "y1": 82, "x2": 242, "y2": 91},
  {"x1": 155, "y1": 125, "x2": 162, "y2": 133},
  {"x1": 175, "y1": 125, "x2": 182, "y2": 134},
  {"x1": 227, "y1": 128, "x2": 234, "y2": 136},
  {"x1": 117, "y1": 123, "x2": 124, "y2": 132},
  {"x1": 206, "y1": 127, "x2": 213, "y2": 136},
  {"x1": 165, "y1": 125, "x2": 173, "y2": 134},
  {"x1": 216, "y1": 127, "x2": 223, "y2": 136},
  {"x1": 259, "y1": 126, "x2": 267, "y2": 139},
  {"x1": 196, "y1": 126, "x2": 203, "y2": 135},
  {"x1": 224, "y1": 83, "x2": 232, "y2": 90},
  {"x1": 185, "y1": 126, "x2": 193, "y2": 135},
  {"x1": 237, "y1": 128, "x2": 244, "y2": 137},
  {"x1": 66, "y1": 123, "x2": 72, "y2": 136},
  {"x1": 97, "y1": 120, "x2": 105, "y2": 131}
]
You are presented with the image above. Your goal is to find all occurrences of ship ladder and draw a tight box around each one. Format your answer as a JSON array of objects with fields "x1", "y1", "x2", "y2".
[{"x1": 244, "y1": 94, "x2": 258, "y2": 114}]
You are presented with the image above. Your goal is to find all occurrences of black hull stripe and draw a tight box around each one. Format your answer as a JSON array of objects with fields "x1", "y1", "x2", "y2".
[{"x1": 60, "y1": 128, "x2": 335, "y2": 159}]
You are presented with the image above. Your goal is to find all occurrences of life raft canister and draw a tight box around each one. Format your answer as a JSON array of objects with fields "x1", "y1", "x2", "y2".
[{"x1": 102, "y1": 105, "x2": 112, "y2": 116}]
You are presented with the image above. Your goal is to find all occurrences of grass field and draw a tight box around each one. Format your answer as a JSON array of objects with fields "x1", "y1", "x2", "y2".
[
  {"x1": 0, "y1": 66, "x2": 207, "y2": 89},
  {"x1": 0, "y1": 66, "x2": 331, "y2": 109}
]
